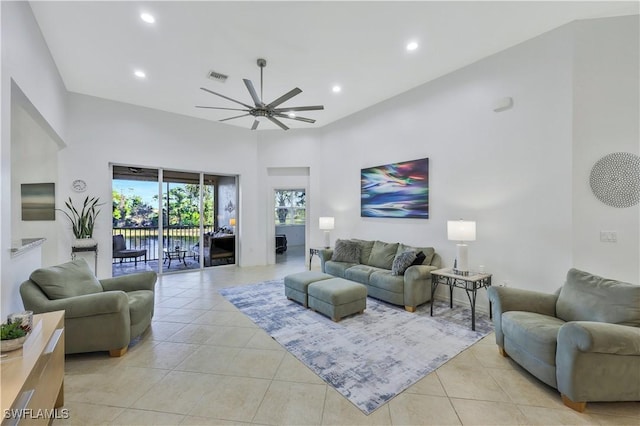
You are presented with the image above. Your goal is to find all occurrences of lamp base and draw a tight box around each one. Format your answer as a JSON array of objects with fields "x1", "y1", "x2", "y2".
[
  {"x1": 454, "y1": 243, "x2": 470, "y2": 275},
  {"x1": 323, "y1": 230, "x2": 331, "y2": 249}
]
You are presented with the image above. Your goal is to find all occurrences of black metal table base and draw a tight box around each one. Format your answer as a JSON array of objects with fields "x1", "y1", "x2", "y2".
[{"x1": 430, "y1": 272, "x2": 492, "y2": 331}]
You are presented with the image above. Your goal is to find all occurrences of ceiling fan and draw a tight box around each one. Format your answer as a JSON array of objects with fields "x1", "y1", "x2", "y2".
[{"x1": 196, "y1": 58, "x2": 324, "y2": 130}]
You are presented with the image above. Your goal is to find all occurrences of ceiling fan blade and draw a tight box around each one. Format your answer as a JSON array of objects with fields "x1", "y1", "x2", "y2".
[
  {"x1": 273, "y1": 105, "x2": 324, "y2": 112},
  {"x1": 251, "y1": 120, "x2": 260, "y2": 130},
  {"x1": 200, "y1": 87, "x2": 253, "y2": 109},
  {"x1": 266, "y1": 88, "x2": 302, "y2": 109},
  {"x1": 243, "y1": 79, "x2": 262, "y2": 107},
  {"x1": 274, "y1": 113, "x2": 316, "y2": 124},
  {"x1": 267, "y1": 116, "x2": 290, "y2": 130},
  {"x1": 219, "y1": 113, "x2": 250, "y2": 122},
  {"x1": 195, "y1": 106, "x2": 249, "y2": 112}
]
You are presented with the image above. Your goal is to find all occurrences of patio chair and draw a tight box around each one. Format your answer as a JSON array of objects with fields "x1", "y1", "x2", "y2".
[{"x1": 112, "y1": 234, "x2": 147, "y2": 266}]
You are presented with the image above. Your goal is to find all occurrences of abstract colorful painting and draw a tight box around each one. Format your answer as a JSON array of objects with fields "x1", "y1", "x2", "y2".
[{"x1": 361, "y1": 158, "x2": 429, "y2": 219}]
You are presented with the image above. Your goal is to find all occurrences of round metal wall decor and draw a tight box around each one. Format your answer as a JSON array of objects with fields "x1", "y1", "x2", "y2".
[{"x1": 589, "y1": 152, "x2": 640, "y2": 208}]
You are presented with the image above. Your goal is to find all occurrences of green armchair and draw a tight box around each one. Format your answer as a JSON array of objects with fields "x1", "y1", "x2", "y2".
[
  {"x1": 20, "y1": 259, "x2": 156, "y2": 357},
  {"x1": 487, "y1": 268, "x2": 640, "y2": 412}
]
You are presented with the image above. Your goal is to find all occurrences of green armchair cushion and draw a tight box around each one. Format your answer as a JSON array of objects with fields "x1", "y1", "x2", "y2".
[
  {"x1": 368, "y1": 241, "x2": 399, "y2": 269},
  {"x1": 30, "y1": 259, "x2": 102, "y2": 300},
  {"x1": 557, "y1": 268, "x2": 640, "y2": 326}
]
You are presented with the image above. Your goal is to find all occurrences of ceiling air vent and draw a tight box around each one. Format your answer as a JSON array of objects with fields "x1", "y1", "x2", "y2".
[{"x1": 207, "y1": 70, "x2": 228, "y2": 83}]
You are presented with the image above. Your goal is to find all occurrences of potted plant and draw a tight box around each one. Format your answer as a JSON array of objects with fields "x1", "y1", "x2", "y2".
[
  {"x1": 59, "y1": 196, "x2": 102, "y2": 246},
  {"x1": 1, "y1": 321, "x2": 29, "y2": 352}
]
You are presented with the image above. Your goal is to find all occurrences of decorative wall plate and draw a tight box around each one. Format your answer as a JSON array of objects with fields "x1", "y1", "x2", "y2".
[
  {"x1": 589, "y1": 152, "x2": 640, "y2": 208},
  {"x1": 72, "y1": 179, "x2": 87, "y2": 193}
]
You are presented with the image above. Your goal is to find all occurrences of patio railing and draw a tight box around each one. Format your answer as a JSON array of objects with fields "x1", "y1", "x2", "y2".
[{"x1": 112, "y1": 226, "x2": 215, "y2": 262}]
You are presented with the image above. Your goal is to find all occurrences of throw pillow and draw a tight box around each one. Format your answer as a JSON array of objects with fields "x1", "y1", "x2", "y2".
[
  {"x1": 368, "y1": 241, "x2": 399, "y2": 269},
  {"x1": 392, "y1": 251, "x2": 417, "y2": 275},
  {"x1": 331, "y1": 239, "x2": 362, "y2": 264},
  {"x1": 30, "y1": 258, "x2": 103, "y2": 300},
  {"x1": 410, "y1": 251, "x2": 427, "y2": 266},
  {"x1": 397, "y1": 243, "x2": 435, "y2": 265}
]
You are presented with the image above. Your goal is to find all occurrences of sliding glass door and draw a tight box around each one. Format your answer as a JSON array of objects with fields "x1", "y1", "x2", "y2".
[{"x1": 112, "y1": 165, "x2": 237, "y2": 276}]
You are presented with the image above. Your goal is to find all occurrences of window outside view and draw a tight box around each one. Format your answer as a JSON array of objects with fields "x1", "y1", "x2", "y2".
[{"x1": 275, "y1": 190, "x2": 305, "y2": 225}]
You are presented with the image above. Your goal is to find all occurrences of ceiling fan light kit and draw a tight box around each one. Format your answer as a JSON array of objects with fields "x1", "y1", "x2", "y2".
[{"x1": 197, "y1": 58, "x2": 324, "y2": 130}]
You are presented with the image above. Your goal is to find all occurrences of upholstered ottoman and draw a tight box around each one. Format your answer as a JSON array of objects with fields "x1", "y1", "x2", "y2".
[
  {"x1": 284, "y1": 271, "x2": 333, "y2": 307},
  {"x1": 308, "y1": 278, "x2": 367, "y2": 322}
]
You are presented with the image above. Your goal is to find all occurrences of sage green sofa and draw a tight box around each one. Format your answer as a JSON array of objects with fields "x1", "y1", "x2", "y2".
[
  {"x1": 320, "y1": 239, "x2": 441, "y2": 312},
  {"x1": 487, "y1": 268, "x2": 640, "y2": 412},
  {"x1": 20, "y1": 259, "x2": 156, "y2": 357}
]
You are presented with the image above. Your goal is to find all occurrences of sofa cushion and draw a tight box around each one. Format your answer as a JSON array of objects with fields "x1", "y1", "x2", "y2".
[
  {"x1": 351, "y1": 239, "x2": 375, "y2": 265},
  {"x1": 556, "y1": 268, "x2": 640, "y2": 326},
  {"x1": 30, "y1": 259, "x2": 103, "y2": 300},
  {"x1": 396, "y1": 244, "x2": 435, "y2": 265},
  {"x1": 391, "y1": 251, "x2": 417, "y2": 275},
  {"x1": 369, "y1": 270, "x2": 405, "y2": 294},
  {"x1": 331, "y1": 239, "x2": 362, "y2": 264},
  {"x1": 345, "y1": 265, "x2": 382, "y2": 285},
  {"x1": 325, "y1": 260, "x2": 359, "y2": 278},
  {"x1": 368, "y1": 241, "x2": 399, "y2": 269},
  {"x1": 502, "y1": 311, "x2": 564, "y2": 366}
]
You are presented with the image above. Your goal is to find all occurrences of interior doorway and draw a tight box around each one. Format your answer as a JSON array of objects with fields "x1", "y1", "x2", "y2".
[{"x1": 274, "y1": 189, "x2": 306, "y2": 265}]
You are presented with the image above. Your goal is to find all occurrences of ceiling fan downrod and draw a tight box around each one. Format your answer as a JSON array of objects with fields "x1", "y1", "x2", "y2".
[{"x1": 257, "y1": 58, "x2": 266, "y2": 104}]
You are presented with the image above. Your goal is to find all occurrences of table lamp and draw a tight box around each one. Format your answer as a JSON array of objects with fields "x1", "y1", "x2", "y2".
[
  {"x1": 229, "y1": 218, "x2": 236, "y2": 233},
  {"x1": 447, "y1": 220, "x2": 476, "y2": 276},
  {"x1": 319, "y1": 217, "x2": 335, "y2": 248}
]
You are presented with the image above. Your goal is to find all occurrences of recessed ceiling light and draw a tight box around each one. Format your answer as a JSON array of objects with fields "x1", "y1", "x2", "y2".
[
  {"x1": 134, "y1": 70, "x2": 146, "y2": 79},
  {"x1": 406, "y1": 41, "x2": 419, "y2": 51},
  {"x1": 288, "y1": 112, "x2": 296, "y2": 118},
  {"x1": 332, "y1": 85, "x2": 342, "y2": 93},
  {"x1": 140, "y1": 13, "x2": 155, "y2": 24}
]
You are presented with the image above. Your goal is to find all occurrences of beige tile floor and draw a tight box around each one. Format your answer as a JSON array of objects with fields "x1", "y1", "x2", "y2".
[{"x1": 55, "y1": 254, "x2": 639, "y2": 425}]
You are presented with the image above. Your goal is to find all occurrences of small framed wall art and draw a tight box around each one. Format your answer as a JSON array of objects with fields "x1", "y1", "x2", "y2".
[{"x1": 21, "y1": 183, "x2": 55, "y2": 221}]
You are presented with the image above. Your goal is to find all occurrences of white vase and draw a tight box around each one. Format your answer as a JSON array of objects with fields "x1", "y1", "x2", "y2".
[{"x1": 73, "y1": 237, "x2": 96, "y2": 248}]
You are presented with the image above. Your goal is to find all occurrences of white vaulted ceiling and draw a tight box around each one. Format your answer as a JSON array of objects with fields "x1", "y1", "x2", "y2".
[{"x1": 29, "y1": 1, "x2": 638, "y2": 130}]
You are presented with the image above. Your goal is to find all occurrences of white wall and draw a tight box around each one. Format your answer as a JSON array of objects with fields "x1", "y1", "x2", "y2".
[
  {"x1": 258, "y1": 17, "x2": 638, "y2": 305},
  {"x1": 59, "y1": 94, "x2": 261, "y2": 276},
  {"x1": 572, "y1": 15, "x2": 640, "y2": 283},
  {"x1": 1, "y1": 2, "x2": 68, "y2": 317},
  {"x1": 11, "y1": 106, "x2": 61, "y2": 267}
]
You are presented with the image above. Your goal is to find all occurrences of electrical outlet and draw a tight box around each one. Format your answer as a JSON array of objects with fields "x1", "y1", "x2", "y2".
[{"x1": 600, "y1": 231, "x2": 618, "y2": 243}]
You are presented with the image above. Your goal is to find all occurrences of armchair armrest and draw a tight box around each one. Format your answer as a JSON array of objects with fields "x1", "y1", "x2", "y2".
[
  {"x1": 488, "y1": 286, "x2": 558, "y2": 317},
  {"x1": 487, "y1": 286, "x2": 558, "y2": 347},
  {"x1": 37, "y1": 291, "x2": 129, "y2": 319},
  {"x1": 556, "y1": 322, "x2": 640, "y2": 403},
  {"x1": 559, "y1": 321, "x2": 640, "y2": 356},
  {"x1": 100, "y1": 271, "x2": 157, "y2": 293}
]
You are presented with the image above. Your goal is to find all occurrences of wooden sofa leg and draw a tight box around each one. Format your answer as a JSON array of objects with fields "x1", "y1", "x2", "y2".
[
  {"x1": 498, "y1": 346, "x2": 508, "y2": 357},
  {"x1": 561, "y1": 394, "x2": 586, "y2": 412},
  {"x1": 405, "y1": 306, "x2": 416, "y2": 313},
  {"x1": 109, "y1": 346, "x2": 128, "y2": 357}
]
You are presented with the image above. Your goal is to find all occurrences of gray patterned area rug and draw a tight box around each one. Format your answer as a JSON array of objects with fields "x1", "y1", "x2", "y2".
[{"x1": 219, "y1": 279, "x2": 492, "y2": 415}]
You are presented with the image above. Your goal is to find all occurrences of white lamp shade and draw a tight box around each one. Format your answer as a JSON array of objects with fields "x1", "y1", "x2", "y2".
[
  {"x1": 319, "y1": 217, "x2": 335, "y2": 230},
  {"x1": 447, "y1": 220, "x2": 476, "y2": 241}
]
